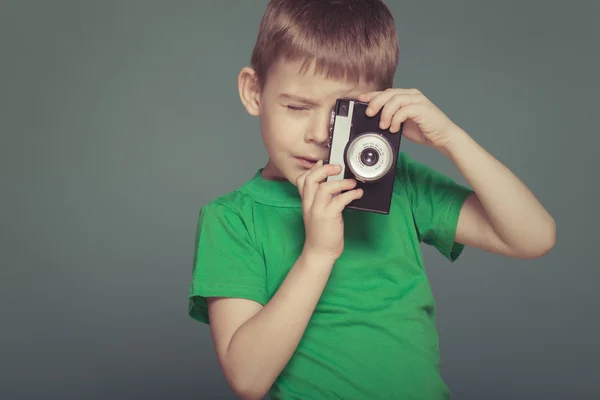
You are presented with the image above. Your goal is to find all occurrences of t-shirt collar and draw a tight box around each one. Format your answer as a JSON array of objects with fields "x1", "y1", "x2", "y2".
[{"x1": 239, "y1": 169, "x2": 302, "y2": 207}]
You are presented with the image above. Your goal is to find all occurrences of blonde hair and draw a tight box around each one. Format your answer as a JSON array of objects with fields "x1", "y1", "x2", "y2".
[{"x1": 250, "y1": 0, "x2": 399, "y2": 90}]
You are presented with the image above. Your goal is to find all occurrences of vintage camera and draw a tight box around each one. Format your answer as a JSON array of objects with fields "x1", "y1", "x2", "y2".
[{"x1": 325, "y1": 98, "x2": 402, "y2": 214}]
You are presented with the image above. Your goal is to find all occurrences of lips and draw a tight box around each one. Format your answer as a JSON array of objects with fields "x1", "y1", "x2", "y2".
[
  {"x1": 298, "y1": 157, "x2": 319, "y2": 163},
  {"x1": 295, "y1": 156, "x2": 321, "y2": 168}
]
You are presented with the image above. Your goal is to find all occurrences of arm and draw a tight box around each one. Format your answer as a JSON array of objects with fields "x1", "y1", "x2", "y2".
[
  {"x1": 356, "y1": 88, "x2": 556, "y2": 259},
  {"x1": 207, "y1": 163, "x2": 362, "y2": 400},
  {"x1": 441, "y1": 128, "x2": 556, "y2": 258},
  {"x1": 207, "y1": 252, "x2": 334, "y2": 400}
]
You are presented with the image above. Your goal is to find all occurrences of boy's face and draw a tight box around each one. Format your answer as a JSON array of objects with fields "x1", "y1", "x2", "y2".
[{"x1": 239, "y1": 60, "x2": 379, "y2": 185}]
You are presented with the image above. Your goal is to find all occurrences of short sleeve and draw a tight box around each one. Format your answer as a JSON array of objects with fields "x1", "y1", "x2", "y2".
[
  {"x1": 396, "y1": 152, "x2": 474, "y2": 261},
  {"x1": 188, "y1": 203, "x2": 268, "y2": 324}
]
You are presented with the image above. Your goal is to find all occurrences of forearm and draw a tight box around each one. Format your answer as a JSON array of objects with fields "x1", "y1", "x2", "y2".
[
  {"x1": 225, "y1": 251, "x2": 334, "y2": 399},
  {"x1": 441, "y1": 127, "x2": 555, "y2": 252}
]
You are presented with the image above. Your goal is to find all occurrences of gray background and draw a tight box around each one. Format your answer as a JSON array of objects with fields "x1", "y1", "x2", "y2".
[{"x1": 1, "y1": 0, "x2": 598, "y2": 399}]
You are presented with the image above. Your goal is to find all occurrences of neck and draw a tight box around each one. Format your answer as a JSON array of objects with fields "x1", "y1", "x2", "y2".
[{"x1": 261, "y1": 159, "x2": 287, "y2": 181}]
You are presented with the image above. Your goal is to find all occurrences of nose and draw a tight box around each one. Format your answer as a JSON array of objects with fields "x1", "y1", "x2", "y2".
[{"x1": 304, "y1": 110, "x2": 331, "y2": 146}]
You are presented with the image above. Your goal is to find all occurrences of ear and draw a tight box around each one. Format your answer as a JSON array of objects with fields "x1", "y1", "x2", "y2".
[{"x1": 238, "y1": 67, "x2": 261, "y2": 116}]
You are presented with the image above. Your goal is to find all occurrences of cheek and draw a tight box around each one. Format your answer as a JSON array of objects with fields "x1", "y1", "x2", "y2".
[
  {"x1": 262, "y1": 111, "x2": 306, "y2": 147},
  {"x1": 260, "y1": 113, "x2": 288, "y2": 154}
]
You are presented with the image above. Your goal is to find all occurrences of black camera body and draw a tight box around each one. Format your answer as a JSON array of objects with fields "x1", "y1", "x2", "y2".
[{"x1": 325, "y1": 98, "x2": 403, "y2": 214}]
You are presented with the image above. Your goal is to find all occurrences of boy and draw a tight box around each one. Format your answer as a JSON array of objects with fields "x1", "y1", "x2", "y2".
[{"x1": 188, "y1": 0, "x2": 556, "y2": 399}]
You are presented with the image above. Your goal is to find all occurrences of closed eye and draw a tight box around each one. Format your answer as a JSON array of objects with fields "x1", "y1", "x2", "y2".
[{"x1": 287, "y1": 105, "x2": 309, "y2": 111}]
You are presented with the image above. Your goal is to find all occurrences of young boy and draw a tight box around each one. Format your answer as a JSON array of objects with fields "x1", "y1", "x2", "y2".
[{"x1": 188, "y1": 1, "x2": 556, "y2": 399}]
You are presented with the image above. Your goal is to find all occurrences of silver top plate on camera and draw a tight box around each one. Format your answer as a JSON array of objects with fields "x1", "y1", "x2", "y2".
[{"x1": 328, "y1": 101, "x2": 354, "y2": 182}]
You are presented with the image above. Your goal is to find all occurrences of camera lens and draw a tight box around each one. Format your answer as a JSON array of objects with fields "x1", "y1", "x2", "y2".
[
  {"x1": 346, "y1": 133, "x2": 394, "y2": 182},
  {"x1": 360, "y1": 148, "x2": 379, "y2": 166}
]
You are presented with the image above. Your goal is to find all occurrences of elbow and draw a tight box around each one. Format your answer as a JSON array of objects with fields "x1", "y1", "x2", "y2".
[
  {"x1": 535, "y1": 217, "x2": 556, "y2": 257},
  {"x1": 226, "y1": 366, "x2": 270, "y2": 400},
  {"x1": 230, "y1": 378, "x2": 269, "y2": 400},
  {"x1": 516, "y1": 219, "x2": 556, "y2": 259},
  {"x1": 522, "y1": 240, "x2": 554, "y2": 259}
]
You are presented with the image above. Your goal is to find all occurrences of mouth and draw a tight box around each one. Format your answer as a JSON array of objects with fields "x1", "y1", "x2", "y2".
[{"x1": 295, "y1": 156, "x2": 321, "y2": 168}]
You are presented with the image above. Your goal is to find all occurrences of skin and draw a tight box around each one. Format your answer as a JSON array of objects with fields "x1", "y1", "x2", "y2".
[
  {"x1": 357, "y1": 88, "x2": 556, "y2": 258},
  {"x1": 205, "y1": 58, "x2": 556, "y2": 399},
  {"x1": 240, "y1": 58, "x2": 381, "y2": 184}
]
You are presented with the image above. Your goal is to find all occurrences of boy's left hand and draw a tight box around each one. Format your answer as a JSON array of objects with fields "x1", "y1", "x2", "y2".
[{"x1": 358, "y1": 88, "x2": 461, "y2": 150}]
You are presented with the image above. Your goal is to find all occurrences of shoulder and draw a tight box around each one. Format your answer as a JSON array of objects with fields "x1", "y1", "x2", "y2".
[
  {"x1": 199, "y1": 173, "x2": 265, "y2": 219},
  {"x1": 394, "y1": 150, "x2": 463, "y2": 191},
  {"x1": 393, "y1": 151, "x2": 432, "y2": 197},
  {"x1": 195, "y1": 174, "x2": 276, "y2": 247},
  {"x1": 395, "y1": 151, "x2": 436, "y2": 180},
  {"x1": 394, "y1": 151, "x2": 426, "y2": 185},
  {"x1": 198, "y1": 187, "x2": 257, "y2": 232}
]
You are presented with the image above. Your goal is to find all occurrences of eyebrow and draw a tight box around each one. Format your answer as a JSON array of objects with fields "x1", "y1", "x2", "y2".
[{"x1": 279, "y1": 93, "x2": 321, "y2": 107}]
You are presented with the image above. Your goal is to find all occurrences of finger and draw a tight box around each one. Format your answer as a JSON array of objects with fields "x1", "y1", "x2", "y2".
[
  {"x1": 357, "y1": 91, "x2": 381, "y2": 103},
  {"x1": 296, "y1": 170, "x2": 309, "y2": 199},
  {"x1": 328, "y1": 188, "x2": 364, "y2": 213},
  {"x1": 364, "y1": 90, "x2": 395, "y2": 117},
  {"x1": 401, "y1": 88, "x2": 422, "y2": 95},
  {"x1": 390, "y1": 106, "x2": 410, "y2": 133},
  {"x1": 389, "y1": 104, "x2": 423, "y2": 132},
  {"x1": 303, "y1": 161, "x2": 338, "y2": 209},
  {"x1": 312, "y1": 178, "x2": 357, "y2": 211},
  {"x1": 297, "y1": 160, "x2": 322, "y2": 206},
  {"x1": 379, "y1": 94, "x2": 423, "y2": 130},
  {"x1": 300, "y1": 159, "x2": 322, "y2": 206},
  {"x1": 365, "y1": 88, "x2": 425, "y2": 116}
]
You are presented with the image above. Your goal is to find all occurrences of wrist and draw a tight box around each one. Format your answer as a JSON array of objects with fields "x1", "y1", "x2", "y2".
[
  {"x1": 298, "y1": 248, "x2": 337, "y2": 271},
  {"x1": 436, "y1": 126, "x2": 471, "y2": 159}
]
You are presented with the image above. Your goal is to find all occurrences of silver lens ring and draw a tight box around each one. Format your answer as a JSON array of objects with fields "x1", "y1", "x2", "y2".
[{"x1": 346, "y1": 133, "x2": 394, "y2": 182}]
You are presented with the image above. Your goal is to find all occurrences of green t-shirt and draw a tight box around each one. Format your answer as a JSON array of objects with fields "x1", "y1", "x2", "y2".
[{"x1": 189, "y1": 152, "x2": 473, "y2": 399}]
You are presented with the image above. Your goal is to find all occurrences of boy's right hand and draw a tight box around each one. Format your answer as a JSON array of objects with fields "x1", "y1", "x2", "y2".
[{"x1": 296, "y1": 160, "x2": 364, "y2": 263}]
